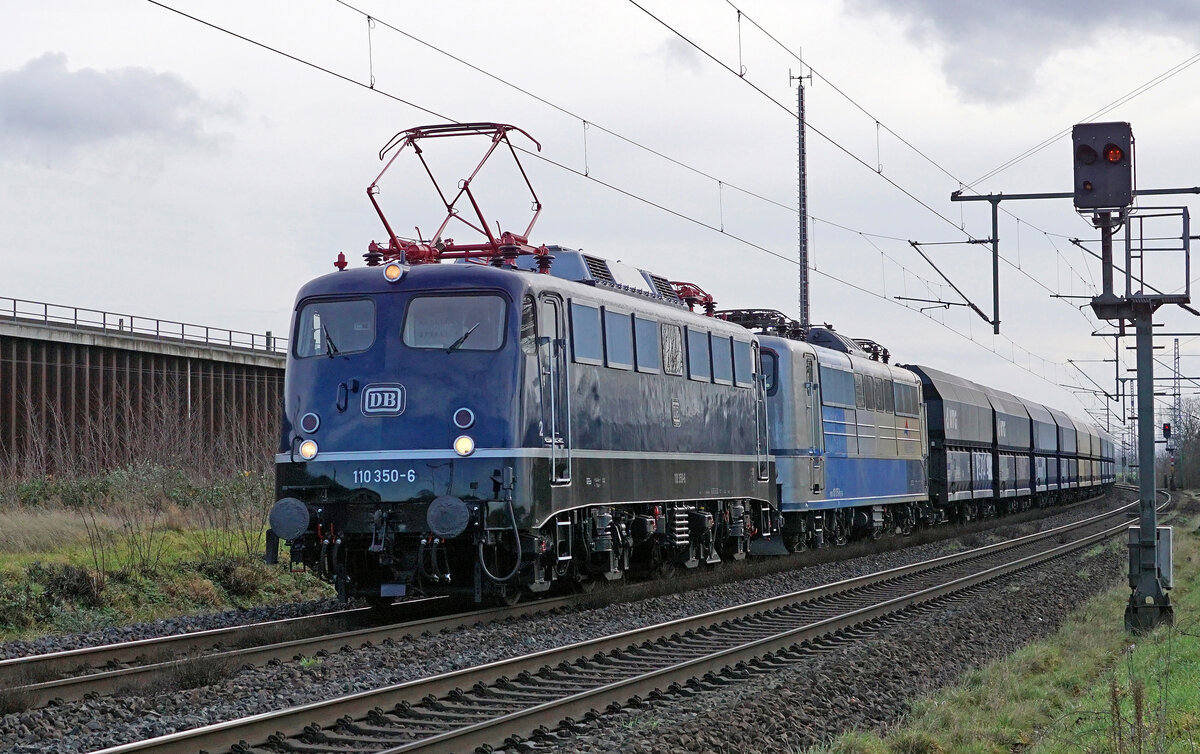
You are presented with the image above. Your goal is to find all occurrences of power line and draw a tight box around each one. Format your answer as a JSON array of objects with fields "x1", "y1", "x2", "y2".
[
  {"x1": 334, "y1": 0, "x2": 1032, "y2": 306},
  {"x1": 629, "y1": 0, "x2": 1107, "y2": 334},
  {"x1": 966, "y1": 49, "x2": 1200, "y2": 190},
  {"x1": 142, "y1": 0, "x2": 1102, "y2": 404},
  {"x1": 702, "y1": 1, "x2": 1200, "y2": 337},
  {"x1": 333, "y1": 0, "x2": 798, "y2": 216}
]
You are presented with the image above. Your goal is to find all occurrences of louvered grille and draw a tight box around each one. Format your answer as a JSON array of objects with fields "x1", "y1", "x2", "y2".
[
  {"x1": 582, "y1": 255, "x2": 614, "y2": 283},
  {"x1": 648, "y1": 274, "x2": 678, "y2": 299}
]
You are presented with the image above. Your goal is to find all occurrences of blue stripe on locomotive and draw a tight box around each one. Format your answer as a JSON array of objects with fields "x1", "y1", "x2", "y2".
[{"x1": 796, "y1": 456, "x2": 926, "y2": 510}]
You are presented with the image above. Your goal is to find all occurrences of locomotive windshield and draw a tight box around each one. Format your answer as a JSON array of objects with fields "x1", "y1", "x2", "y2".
[
  {"x1": 294, "y1": 298, "x2": 375, "y2": 358},
  {"x1": 402, "y1": 294, "x2": 507, "y2": 351}
]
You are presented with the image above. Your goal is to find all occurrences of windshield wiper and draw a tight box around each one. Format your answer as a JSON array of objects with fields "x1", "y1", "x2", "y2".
[
  {"x1": 323, "y1": 325, "x2": 340, "y2": 358},
  {"x1": 446, "y1": 322, "x2": 481, "y2": 353}
]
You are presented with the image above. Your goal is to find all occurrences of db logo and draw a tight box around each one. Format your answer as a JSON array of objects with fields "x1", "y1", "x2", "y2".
[{"x1": 361, "y1": 384, "x2": 405, "y2": 416}]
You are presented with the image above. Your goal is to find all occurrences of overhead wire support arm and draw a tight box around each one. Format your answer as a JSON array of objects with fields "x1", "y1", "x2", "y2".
[
  {"x1": 907, "y1": 241, "x2": 994, "y2": 328},
  {"x1": 893, "y1": 295, "x2": 971, "y2": 313},
  {"x1": 1066, "y1": 358, "x2": 1116, "y2": 401}
]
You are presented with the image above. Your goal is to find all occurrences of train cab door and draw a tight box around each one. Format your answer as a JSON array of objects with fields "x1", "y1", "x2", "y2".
[
  {"x1": 804, "y1": 353, "x2": 824, "y2": 494},
  {"x1": 538, "y1": 294, "x2": 571, "y2": 485},
  {"x1": 753, "y1": 343, "x2": 769, "y2": 481}
]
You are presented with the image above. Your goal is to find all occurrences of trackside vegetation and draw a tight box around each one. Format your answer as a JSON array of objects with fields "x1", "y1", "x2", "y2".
[
  {"x1": 0, "y1": 465, "x2": 332, "y2": 639},
  {"x1": 816, "y1": 497, "x2": 1200, "y2": 754},
  {"x1": 0, "y1": 396, "x2": 333, "y2": 640}
]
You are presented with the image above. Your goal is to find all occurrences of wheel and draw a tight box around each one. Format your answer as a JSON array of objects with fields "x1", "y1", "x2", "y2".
[
  {"x1": 574, "y1": 576, "x2": 600, "y2": 594},
  {"x1": 493, "y1": 587, "x2": 522, "y2": 607}
]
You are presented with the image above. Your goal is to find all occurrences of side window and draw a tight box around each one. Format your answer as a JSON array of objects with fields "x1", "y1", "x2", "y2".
[
  {"x1": 761, "y1": 350, "x2": 778, "y2": 394},
  {"x1": 603, "y1": 309, "x2": 634, "y2": 369},
  {"x1": 733, "y1": 340, "x2": 754, "y2": 387},
  {"x1": 570, "y1": 301, "x2": 603, "y2": 365},
  {"x1": 893, "y1": 382, "x2": 920, "y2": 417},
  {"x1": 854, "y1": 373, "x2": 866, "y2": 408},
  {"x1": 687, "y1": 327, "x2": 711, "y2": 382},
  {"x1": 874, "y1": 377, "x2": 885, "y2": 411},
  {"x1": 661, "y1": 324, "x2": 684, "y2": 376},
  {"x1": 711, "y1": 334, "x2": 733, "y2": 385},
  {"x1": 520, "y1": 296, "x2": 537, "y2": 354},
  {"x1": 864, "y1": 374, "x2": 876, "y2": 410},
  {"x1": 634, "y1": 315, "x2": 661, "y2": 374},
  {"x1": 820, "y1": 366, "x2": 856, "y2": 407},
  {"x1": 883, "y1": 379, "x2": 895, "y2": 413}
]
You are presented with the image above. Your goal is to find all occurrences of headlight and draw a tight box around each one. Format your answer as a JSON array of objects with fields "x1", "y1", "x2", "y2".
[
  {"x1": 383, "y1": 263, "x2": 405, "y2": 283},
  {"x1": 299, "y1": 412, "x2": 320, "y2": 433},
  {"x1": 298, "y1": 439, "x2": 319, "y2": 460},
  {"x1": 453, "y1": 435, "x2": 475, "y2": 457}
]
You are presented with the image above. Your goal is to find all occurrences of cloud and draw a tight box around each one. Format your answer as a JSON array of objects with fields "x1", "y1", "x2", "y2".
[
  {"x1": 0, "y1": 53, "x2": 236, "y2": 163},
  {"x1": 658, "y1": 35, "x2": 704, "y2": 73},
  {"x1": 846, "y1": 0, "x2": 1200, "y2": 103}
]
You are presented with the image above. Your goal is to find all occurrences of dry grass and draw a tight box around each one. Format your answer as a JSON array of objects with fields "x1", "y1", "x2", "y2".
[{"x1": 0, "y1": 507, "x2": 119, "y2": 556}]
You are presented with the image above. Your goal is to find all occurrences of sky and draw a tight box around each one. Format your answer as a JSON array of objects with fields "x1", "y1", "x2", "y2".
[{"x1": 4, "y1": 0, "x2": 1200, "y2": 447}]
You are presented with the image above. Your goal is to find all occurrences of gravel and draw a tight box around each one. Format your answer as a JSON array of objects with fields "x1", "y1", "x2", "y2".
[
  {"x1": 533, "y1": 542, "x2": 1126, "y2": 754},
  {"x1": 0, "y1": 495, "x2": 1128, "y2": 753},
  {"x1": 0, "y1": 598, "x2": 344, "y2": 662}
]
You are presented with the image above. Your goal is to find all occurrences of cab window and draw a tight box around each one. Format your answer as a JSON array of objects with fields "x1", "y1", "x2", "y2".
[
  {"x1": 402, "y1": 295, "x2": 506, "y2": 351},
  {"x1": 760, "y1": 350, "x2": 778, "y2": 395},
  {"x1": 294, "y1": 298, "x2": 375, "y2": 358}
]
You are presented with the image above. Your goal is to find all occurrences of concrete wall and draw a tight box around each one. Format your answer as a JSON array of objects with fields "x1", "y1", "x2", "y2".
[{"x1": 0, "y1": 319, "x2": 284, "y2": 474}]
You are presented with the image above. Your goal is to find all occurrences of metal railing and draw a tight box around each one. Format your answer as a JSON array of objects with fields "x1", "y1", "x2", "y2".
[{"x1": 0, "y1": 295, "x2": 288, "y2": 355}]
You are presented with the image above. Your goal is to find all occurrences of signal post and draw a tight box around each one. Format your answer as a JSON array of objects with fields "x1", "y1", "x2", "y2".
[
  {"x1": 1077, "y1": 122, "x2": 1175, "y2": 632},
  {"x1": 952, "y1": 121, "x2": 1186, "y2": 632}
]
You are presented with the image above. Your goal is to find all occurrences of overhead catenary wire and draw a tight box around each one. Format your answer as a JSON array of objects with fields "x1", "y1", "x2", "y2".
[
  {"x1": 708, "y1": 0, "x2": 1200, "y2": 340},
  {"x1": 966, "y1": 49, "x2": 1200, "y2": 190},
  {"x1": 626, "y1": 0, "x2": 1109, "y2": 336},
  {"x1": 141, "y1": 0, "x2": 1105, "y2": 402},
  {"x1": 344, "y1": 0, "x2": 1107, "y2": 338}
]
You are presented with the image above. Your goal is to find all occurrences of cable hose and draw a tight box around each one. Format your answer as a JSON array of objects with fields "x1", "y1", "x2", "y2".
[{"x1": 478, "y1": 499, "x2": 523, "y2": 583}]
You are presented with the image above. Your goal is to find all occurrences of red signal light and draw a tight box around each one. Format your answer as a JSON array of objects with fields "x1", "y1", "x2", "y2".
[{"x1": 1103, "y1": 143, "x2": 1124, "y2": 163}]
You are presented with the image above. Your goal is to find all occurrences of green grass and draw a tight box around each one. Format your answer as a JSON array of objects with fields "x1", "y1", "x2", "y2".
[{"x1": 814, "y1": 502, "x2": 1200, "y2": 754}]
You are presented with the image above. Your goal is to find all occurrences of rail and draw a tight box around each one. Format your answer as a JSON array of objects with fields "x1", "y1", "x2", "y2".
[
  {"x1": 92, "y1": 494, "x2": 1152, "y2": 754},
  {"x1": 0, "y1": 295, "x2": 287, "y2": 355}
]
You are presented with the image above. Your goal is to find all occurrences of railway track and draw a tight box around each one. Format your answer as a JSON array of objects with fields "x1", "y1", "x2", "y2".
[
  {"x1": 91, "y1": 494, "x2": 1157, "y2": 754},
  {"x1": 4, "y1": 491, "x2": 1124, "y2": 713},
  {"x1": 0, "y1": 596, "x2": 579, "y2": 710}
]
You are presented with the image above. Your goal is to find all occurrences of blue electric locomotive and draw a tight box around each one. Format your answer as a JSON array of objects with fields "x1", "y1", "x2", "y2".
[{"x1": 268, "y1": 249, "x2": 780, "y2": 604}]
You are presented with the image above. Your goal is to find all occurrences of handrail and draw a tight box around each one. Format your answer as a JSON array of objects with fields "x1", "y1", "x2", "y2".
[{"x1": 0, "y1": 295, "x2": 287, "y2": 355}]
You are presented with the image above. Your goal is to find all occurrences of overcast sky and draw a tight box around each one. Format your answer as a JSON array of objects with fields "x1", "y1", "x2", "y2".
[{"x1": 4, "y1": 1, "x2": 1200, "y2": 438}]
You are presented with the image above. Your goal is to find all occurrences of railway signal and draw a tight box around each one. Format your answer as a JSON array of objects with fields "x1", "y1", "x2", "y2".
[
  {"x1": 1163, "y1": 422, "x2": 1171, "y2": 440},
  {"x1": 1072, "y1": 122, "x2": 1134, "y2": 209}
]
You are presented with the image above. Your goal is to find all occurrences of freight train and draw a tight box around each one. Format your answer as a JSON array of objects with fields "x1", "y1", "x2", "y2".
[{"x1": 264, "y1": 123, "x2": 1114, "y2": 605}]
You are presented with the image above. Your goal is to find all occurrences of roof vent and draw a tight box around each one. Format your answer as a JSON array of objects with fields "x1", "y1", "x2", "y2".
[
  {"x1": 646, "y1": 274, "x2": 679, "y2": 300},
  {"x1": 582, "y1": 255, "x2": 614, "y2": 283}
]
